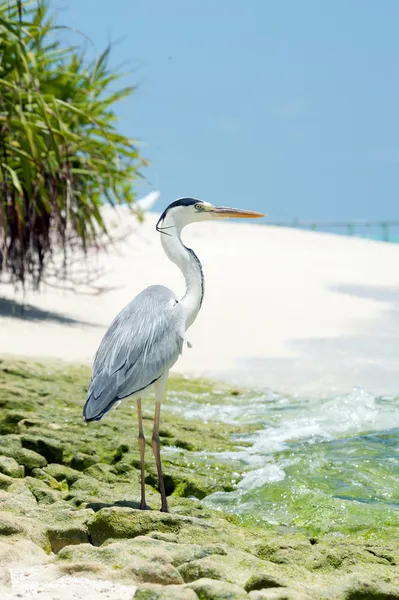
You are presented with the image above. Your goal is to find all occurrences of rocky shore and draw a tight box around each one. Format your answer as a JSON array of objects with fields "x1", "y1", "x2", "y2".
[{"x1": 0, "y1": 358, "x2": 398, "y2": 599}]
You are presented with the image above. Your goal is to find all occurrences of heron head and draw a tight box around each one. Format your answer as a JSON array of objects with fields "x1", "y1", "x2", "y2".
[{"x1": 156, "y1": 198, "x2": 264, "y2": 234}]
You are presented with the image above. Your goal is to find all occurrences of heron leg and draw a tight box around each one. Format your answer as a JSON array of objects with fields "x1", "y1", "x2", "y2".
[
  {"x1": 152, "y1": 375, "x2": 169, "y2": 512},
  {"x1": 136, "y1": 397, "x2": 149, "y2": 510}
]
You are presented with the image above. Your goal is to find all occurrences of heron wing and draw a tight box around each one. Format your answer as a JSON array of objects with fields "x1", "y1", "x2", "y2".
[{"x1": 83, "y1": 285, "x2": 184, "y2": 421}]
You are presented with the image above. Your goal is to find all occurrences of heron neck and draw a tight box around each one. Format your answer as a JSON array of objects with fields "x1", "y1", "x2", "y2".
[{"x1": 160, "y1": 226, "x2": 204, "y2": 329}]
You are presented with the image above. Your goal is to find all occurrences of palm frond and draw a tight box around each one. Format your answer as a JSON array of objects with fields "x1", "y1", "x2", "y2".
[{"x1": 0, "y1": 0, "x2": 145, "y2": 288}]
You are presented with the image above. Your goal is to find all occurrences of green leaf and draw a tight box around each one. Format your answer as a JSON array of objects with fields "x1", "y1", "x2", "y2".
[{"x1": 1, "y1": 163, "x2": 23, "y2": 194}]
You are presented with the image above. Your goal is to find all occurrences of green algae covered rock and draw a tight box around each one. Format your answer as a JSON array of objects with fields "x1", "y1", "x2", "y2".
[
  {"x1": 84, "y1": 462, "x2": 120, "y2": 482},
  {"x1": 47, "y1": 523, "x2": 89, "y2": 553},
  {"x1": 177, "y1": 551, "x2": 273, "y2": 588},
  {"x1": 0, "y1": 436, "x2": 47, "y2": 471},
  {"x1": 124, "y1": 561, "x2": 184, "y2": 585},
  {"x1": 187, "y1": 578, "x2": 248, "y2": 599},
  {"x1": 343, "y1": 581, "x2": 399, "y2": 600},
  {"x1": 0, "y1": 455, "x2": 24, "y2": 478},
  {"x1": 31, "y1": 468, "x2": 62, "y2": 490},
  {"x1": 15, "y1": 448, "x2": 47, "y2": 470},
  {"x1": 87, "y1": 506, "x2": 199, "y2": 546},
  {"x1": 0, "y1": 511, "x2": 26, "y2": 536},
  {"x1": 70, "y1": 452, "x2": 98, "y2": 471},
  {"x1": 43, "y1": 463, "x2": 83, "y2": 485},
  {"x1": 21, "y1": 434, "x2": 63, "y2": 464},
  {"x1": 0, "y1": 473, "x2": 13, "y2": 490},
  {"x1": 178, "y1": 557, "x2": 226, "y2": 583},
  {"x1": 244, "y1": 573, "x2": 286, "y2": 592},
  {"x1": 134, "y1": 586, "x2": 198, "y2": 599},
  {"x1": 172, "y1": 543, "x2": 227, "y2": 568},
  {"x1": 58, "y1": 537, "x2": 184, "y2": 585},
  {"x1": 0, "y1": 411, "x2": 29, "y2": 434}
]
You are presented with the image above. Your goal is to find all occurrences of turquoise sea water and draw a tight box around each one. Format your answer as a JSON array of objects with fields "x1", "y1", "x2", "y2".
[
  {"x1": 165, "y1": 387, "x2": 399, "y2": 538},
  {"x1": 268, "y1": 225, "x2": 399, "y2": 244},
  {"x1": 264, "y1": 219, "x2": 399, "y2": 244}
]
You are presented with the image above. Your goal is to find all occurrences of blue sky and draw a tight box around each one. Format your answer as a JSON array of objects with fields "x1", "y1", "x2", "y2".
[{"x1": 55, "y1": 1, "x2": 399, "y2": 221}]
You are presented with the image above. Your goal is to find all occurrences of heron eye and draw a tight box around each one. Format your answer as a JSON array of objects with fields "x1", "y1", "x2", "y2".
[{"x1": 195, "y1": 203, "x2": 203, "y2": 211}]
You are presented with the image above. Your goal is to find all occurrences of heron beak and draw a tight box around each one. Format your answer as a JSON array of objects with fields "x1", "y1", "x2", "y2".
[{"x1": 209, "y1": 206, "x2": 265, "y2": 219}]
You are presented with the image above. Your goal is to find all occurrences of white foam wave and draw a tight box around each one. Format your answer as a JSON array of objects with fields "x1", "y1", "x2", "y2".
[
  {"x1": 166, "y1": 387, "x2": 399, "y2": 502},
  {"x1": 237, "y1": 464, "x2": 285, "y2": 491}
]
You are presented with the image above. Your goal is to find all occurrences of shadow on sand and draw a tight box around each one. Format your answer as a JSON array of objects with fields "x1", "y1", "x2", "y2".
[{"x1": 0, "y1": 296, "x2": 97, "y2": 327}]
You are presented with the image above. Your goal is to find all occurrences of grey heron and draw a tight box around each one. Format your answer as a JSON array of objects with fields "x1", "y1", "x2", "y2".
[{"x1": 83, "y1": 198, "x2": 264, "y2": 512}]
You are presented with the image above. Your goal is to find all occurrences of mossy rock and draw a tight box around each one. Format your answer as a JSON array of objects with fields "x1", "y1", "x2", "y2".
[
  {"x1": 0, "y1": 393, "x2": 36, "y2": 413},
  {"x1": 21, "y1": 435, "x2": 63, "y2": 464},
  {"x1": 30, "y1": 469, "x2": 62, "y2": 490},
  {"x1": 172, "y1": 543, "x2": 227, "y2": 568},
  {"x1": 111, "y1": 444, "x2": 130, "y2": 463},
  {"x1": 57, "y1": 534, "x2": 265, "y2": 589},
  {"x1": 58, "y1": 537, "x2": 184, "y2": 585},
  {"x1": 0, "y1": 456, "x2": 24, "y2": 478},
  {"x1": 134, "y1": 586, "x2": 198, "y2": 599},
  {"x1": 344, "y1": 581, "x2": 399, "y2": 600},
  {"x1": 70, "y1": 452, "x2": 98, "y2": 471},
  {"x1": 122, "y1": 560, "x2": 184, "y2": 585},
  {"x1": 83, "y1": 463, "x2": 119, "y2": 482},
  {"x1": 0, "y1": 511, "x2": 25, "y2": 536},
  {"x1": 244, "y1": 573, "x2": 286, "y2": 592},
  {"x1": 186, "y1": 578, "x2": 248, "y2": 599},
  {"x1": 47, "y1": 523, "x2": 89, "y2": 553},
  {"x1": 0, "y1": 473, "x2": 13, "y2": 490},
  {"x1": 0, "y1": 411, "x2": 29, "y2": 434},
  {"x1": 0, "y1": 436, "x2": 47, "y2": 471},
  {"x1": 144, "y1": 462, "x2": 234, "y2": 500},
  {"x1": 87, "y1": 507, "x2": 196, "y2": 546},
  {"x1": 173, "y1": 478, "x2": 214, "y2": 500},
  {"x1": 13, "y1": 448, "x2": 46, "y2": 471},
  {"x1": 179, "y1": 551, "x2": 277, "y2": 589},
  {"x1": 178, "y1": 557, "x2": 226, "y2": 583},
  {"x1": 24, "y1": 475, "x2": 63, "y2": 508},
  {"x1": 43, "y1": 464, "x2": 82, "y2": 485},
  {"x1": 251, "y1": 536, "x2": 313, "y2": 565},
  {"x1": 0, "y1": 483, "x2": 38, "y2": 509},
  {"x1": 69, "y1": 475, "x2": 106, "y2": 496},
  {"x1": 0, "y1": 477, "x2": 93, "y2": 552},
  {"x1": 30, "y1": 486, "x2": 61, "y2": 505}
]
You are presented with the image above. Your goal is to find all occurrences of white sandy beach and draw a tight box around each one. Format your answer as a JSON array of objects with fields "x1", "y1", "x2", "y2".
[{"x1": 1, "y1": 207, "x2": 399, "y2": 397}]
